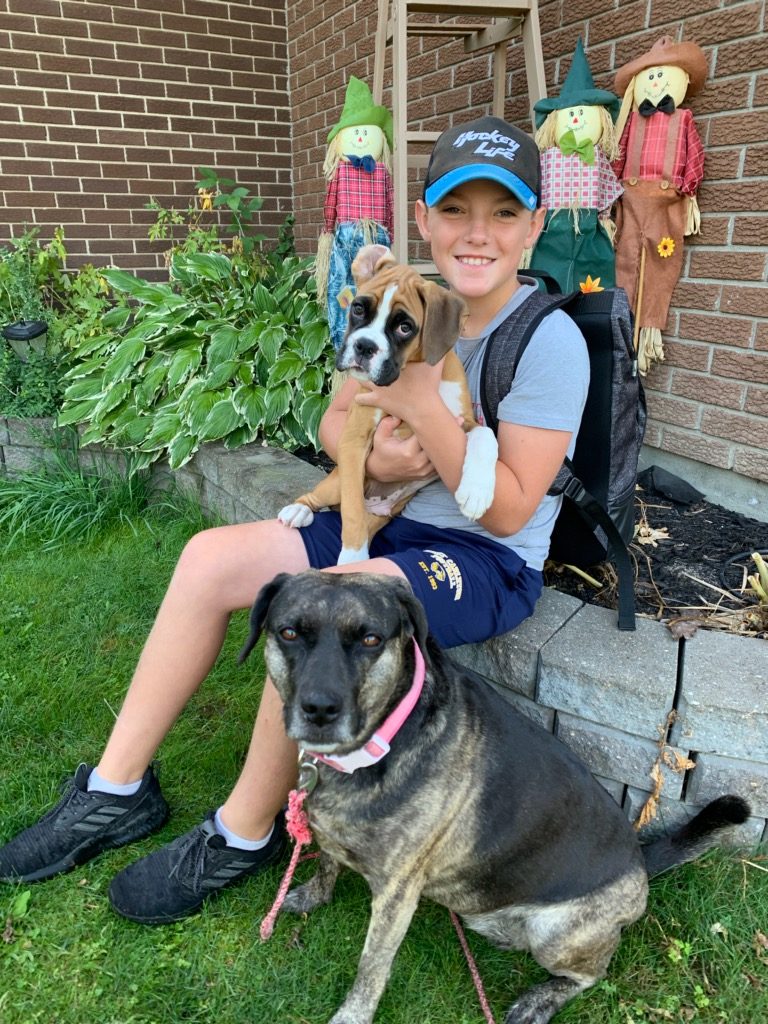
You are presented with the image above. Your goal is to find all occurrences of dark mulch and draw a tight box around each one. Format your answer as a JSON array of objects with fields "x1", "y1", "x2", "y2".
[
  {"x1": 292, "y1": 447, "x2": 768, "y2": 638},
  {"x1": 544, "y1": 483, "x2": 768, "y2": 638}
]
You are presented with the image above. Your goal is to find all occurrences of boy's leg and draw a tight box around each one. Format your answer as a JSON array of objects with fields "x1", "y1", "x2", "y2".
[{"x1": 0, "y1": 519, "x2": 310, "y2": 885}]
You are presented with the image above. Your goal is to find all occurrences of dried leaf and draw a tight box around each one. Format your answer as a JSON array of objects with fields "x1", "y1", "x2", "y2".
[
  {"x1": 753, "y1": 931, "x2": 768, "y2": 965},
  {"x1": 710, "y1": 921, "x2": 729, "y2": 938},
  {"x1": 667, "y1": 617, "x2": 701, "y2": 639},
  {"x1": 2, "y1": 917, "x2": 14, "y2": 944},
  {"x1": 663, "y1": 750, "x2": 696, "y2": 774},
  {"x1": 634, "y1": 523, "x2": 670, "y2": 547}
]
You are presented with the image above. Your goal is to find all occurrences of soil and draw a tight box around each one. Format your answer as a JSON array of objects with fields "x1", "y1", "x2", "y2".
[{"x1": 293, "y1": 448, "x2": 768, "y2": 639}]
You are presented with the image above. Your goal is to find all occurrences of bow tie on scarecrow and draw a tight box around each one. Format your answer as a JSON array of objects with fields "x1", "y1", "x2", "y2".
[
  {"x1": 315, "y1": 76, "x2": 394, "y2": 352},
  {"x1": 612, "y1": 36, "x2": 707, "y2": 374},
  {"x1": 345, "y1": 154, "x2": 378, "y2": 173},
  {"x1": 525, "y1": 37, "x2": 623, "y2": 295},
  {"x1": 638, "y1": 94, "x2": 677, "y2": 116}
]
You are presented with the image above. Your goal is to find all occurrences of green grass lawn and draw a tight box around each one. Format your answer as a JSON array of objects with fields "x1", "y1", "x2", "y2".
[{"x1": 1, "y1": 518, "x2": 767, "y2": 1024}]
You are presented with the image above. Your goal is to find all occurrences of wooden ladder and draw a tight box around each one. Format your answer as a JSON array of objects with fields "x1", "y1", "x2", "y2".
[{"x1": 372, "y1": 0, "x2": 546, "y2": 267}]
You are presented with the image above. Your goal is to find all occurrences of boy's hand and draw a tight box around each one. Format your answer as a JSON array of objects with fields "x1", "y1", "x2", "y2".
[{"x1": 366, "y1": 416, "x2": 435, "y2": 482}]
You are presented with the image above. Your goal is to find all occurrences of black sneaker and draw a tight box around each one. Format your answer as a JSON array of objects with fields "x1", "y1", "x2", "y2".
[
  {"x1": 108, "y1": 810, "x2": 287, "y2": 925},
  {"x1": 0, "y1": 764, "x2": 169, "y2": 883}
]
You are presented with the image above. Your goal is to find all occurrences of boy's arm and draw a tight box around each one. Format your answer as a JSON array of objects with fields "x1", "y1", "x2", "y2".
[{"x1": 355, "y1": 363, "x2": 573, "y2": 537}]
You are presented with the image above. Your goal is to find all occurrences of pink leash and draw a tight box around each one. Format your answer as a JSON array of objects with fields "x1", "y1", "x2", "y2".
[
  {"x1": 259, "y1": 786, "x2": 313, "y2": 942},
  {"x1": 450, "y1": 911, "x2": 497, "y2": 1024}
]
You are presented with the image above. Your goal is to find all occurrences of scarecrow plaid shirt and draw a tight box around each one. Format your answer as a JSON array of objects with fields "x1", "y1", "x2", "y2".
[
  {"x1": 539, "y1": 146, "x2": 623, "y2": 214},
  {"x1": 323, "y1": 160, "x2": 394, "y2": 239},
  {"x1": 613, "y1": 108, "x2": 704, "y2": 196}
]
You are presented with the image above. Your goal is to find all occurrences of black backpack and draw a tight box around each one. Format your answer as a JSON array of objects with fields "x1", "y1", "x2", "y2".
[{"x1": 479, "y1": 280, "x2": 646, "y2": 630}]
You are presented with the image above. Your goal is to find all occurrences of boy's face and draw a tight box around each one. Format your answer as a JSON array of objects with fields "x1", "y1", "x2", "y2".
[{"x1": 415, "y1": 179, "x2": 545, "y2": 318}]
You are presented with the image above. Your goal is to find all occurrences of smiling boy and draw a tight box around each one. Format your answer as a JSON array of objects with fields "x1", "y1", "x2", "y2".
[{"x1": 0, "y1": 117, "x2": 589, "y2": 924}]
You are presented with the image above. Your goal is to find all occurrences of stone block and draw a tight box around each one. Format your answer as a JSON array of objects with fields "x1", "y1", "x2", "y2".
[
  {"x1": 471, "y1": 673, "x2": 556, "y2": 732},
  {"x1": 673, "y1": 630, "x2": 768, "y2": 761},
  {"x1": 450, "y1": 588, "x2": 582, "y2": 699},
  {"x1": 624, "y1": 786, "x2": 766, "y2": 849},
  {"x1": 537, "y1": 604, "x2": 679, "y2": 739},
  {"x1": 192, "y1": 443, "x2": 325, "y2": 522},
  {"x1": 595, "y1": 775, "x2": 625, "y2": 805},
  {"x1": 555, "y1": 713, "x2": 685, "y2": 799},
  {"x1": 5, "y1": 415, "x2": 57, "y2": 446},
  {"x1": 685, "y1": 752, "x2": 768, "y2": 819},
  {"x1": 0, "y1": 418, "x2": 9, "y2": 445},
  {"x1": 4, "y1": 446, "x2": 49, "y2": 473},
  {"x1": 201, "y1": 478, "x2": 237, "y2": 524}
]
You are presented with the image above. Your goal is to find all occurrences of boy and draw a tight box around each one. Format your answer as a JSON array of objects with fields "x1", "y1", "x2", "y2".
[{"x1": 0, "y1": 117, "x2": 588, "y2": 924}]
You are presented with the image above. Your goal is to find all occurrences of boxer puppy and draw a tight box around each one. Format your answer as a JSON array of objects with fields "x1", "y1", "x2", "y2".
[{"x1": 278, "y1": 245, "x2": 498, "y2": 564}]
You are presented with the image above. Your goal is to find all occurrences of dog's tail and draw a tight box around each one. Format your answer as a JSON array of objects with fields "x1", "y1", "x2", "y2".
[{"x1": 641, "y1": 795, "x2": 750, "y2": 878}]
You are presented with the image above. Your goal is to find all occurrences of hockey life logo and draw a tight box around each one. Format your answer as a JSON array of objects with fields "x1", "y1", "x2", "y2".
[{"x1": 452, "y1": 128, "x2": 520, "y2": 164}]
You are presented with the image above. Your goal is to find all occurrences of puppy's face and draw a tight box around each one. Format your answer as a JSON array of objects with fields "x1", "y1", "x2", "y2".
[
  {"x1": 335, "y1": 247, "x2": 466, "y2": 386},
  {"x1": 239, "y1": 571, "x2": 428, "y2": 753}
]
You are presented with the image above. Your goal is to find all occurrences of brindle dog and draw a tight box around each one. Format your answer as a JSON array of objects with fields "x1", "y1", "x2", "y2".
[{"x1": 239, "y1": 571, "x2": 749, "y2": 1024}]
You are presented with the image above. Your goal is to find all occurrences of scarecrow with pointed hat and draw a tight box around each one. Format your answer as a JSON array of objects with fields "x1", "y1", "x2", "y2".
[
  {"x1": 612, "y1": 36, "x2": 707, "y2": 373},
  {"x1": 316, "y1": 76, "x2": 394, "y2": 350},
  {"x1": 527, "y1": 38, "x2": 623, "y2": 294}
]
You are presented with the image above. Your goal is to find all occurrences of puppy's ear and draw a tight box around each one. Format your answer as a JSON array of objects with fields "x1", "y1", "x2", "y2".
[
  {"x1": 396, "y1": 585, "x2": 430, "y2": 657},
  {"x1": 238, "y1": 572, "x2": 292, "y2": 664},
  {"x1": 351, "y1": 244, "x2": 396, "y2": 287},
  {"x1": 419, "y1": 282, "x2": 467, "y2": 365}
]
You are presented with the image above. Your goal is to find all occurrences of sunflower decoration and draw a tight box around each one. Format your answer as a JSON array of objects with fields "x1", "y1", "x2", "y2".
[
  {"x1": 580, "y1": 274, "x2": 604, "y2": 293},
  {"x1": 657, "y1": 236, "x2": 675, "y2": 259}
]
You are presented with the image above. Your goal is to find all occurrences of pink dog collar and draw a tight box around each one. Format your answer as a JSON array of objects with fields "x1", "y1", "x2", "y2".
[{"x1": 305, "y1": 639, "x2": 426, "y2": 774}]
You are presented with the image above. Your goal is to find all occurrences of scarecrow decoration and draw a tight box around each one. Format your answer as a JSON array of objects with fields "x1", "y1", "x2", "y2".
[
  {"x1": 527, "y1": 38, "x2": 623, "y2": 294},
  {"x1": 612, "y1": 36, "x2": 707, "y2": 374},
  {"x1": 316, "y1": 76, "x2": 394, "y2": 350}
]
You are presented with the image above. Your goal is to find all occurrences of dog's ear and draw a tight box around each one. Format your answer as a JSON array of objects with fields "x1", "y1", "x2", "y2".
[
  {"x1": 351, "y1": 244, "x2": 396, "y2": 287},
  {"x1": 237, "y1": 572, "x2": 292, "y2": 664},
  {"x1": 396, "y1": 584, "x2": 430, "y2": 656},
  {"x1": 419, "y1": 282, "x2": 467, "y2": 365}
]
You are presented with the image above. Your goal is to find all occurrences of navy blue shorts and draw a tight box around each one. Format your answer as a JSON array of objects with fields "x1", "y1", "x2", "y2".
[{"x1": 298, "y1": 511, "x2": 542, "y2": 649}]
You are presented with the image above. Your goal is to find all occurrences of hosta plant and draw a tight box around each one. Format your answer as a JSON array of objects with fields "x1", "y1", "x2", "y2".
[{"x1": 57, "y1": 251, "x2": 333, "y2": 470}]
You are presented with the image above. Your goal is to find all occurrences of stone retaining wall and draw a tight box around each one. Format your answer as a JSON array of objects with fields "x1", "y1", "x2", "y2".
[{"x1": 3, "y1": 421, "x2": 765, "y2": 847}]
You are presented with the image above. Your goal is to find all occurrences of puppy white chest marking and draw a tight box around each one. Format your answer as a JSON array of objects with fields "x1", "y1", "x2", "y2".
[{"x1": 439, "y1": 379, "x2": 463, "y2": 418}]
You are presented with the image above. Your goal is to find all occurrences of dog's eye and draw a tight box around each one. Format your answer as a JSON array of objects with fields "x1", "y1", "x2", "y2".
[
  {"x1": 361, "y1": 633, "x2": 382, "y2": 648},
  {"x1": 350, "y1": 301, "x2": 365, "y2": 317},
  {"x1": 394, "y1": 322, "x2": 414, "y2": 339},
  {"x1": 279, "y1": 627, "x2": 298, "y2": 641}
]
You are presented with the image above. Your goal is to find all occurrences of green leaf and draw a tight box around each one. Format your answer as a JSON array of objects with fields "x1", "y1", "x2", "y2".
[
  {"x1": 102, "y1": 305, "x2": 131, "y2": 330},
  {"x1": 57, "y1": 398, "x2": 101, "y2": 427},
  {"x1": 300, "y1": 321, "x2": 331, "y2": 362},
  {"x1": 257, "y1": 324, "x2": 287, "y2": 365},
  {"x1": 207, "y1": 325, "x2": 240, "y2": 365},
  {"x1": 204, "y1": 358, "x2": 241, "y2": 390},
  {"x1": 251, "y1": 282, "x2": 279, "y2": 316},
  {"x1": 93, "y1": 380, "x2": 131, "y2": 419},
  {"x1": 103, "y1": 338, "x2": 146, "y2": 385},
  {"x1": 182, "y1": 252, "x2": 233, "y2": 283},
  {"x1": 184, "y1": 390, "x2": 226, "y2": 435},
  {"x1": 233, "y1": 382, "x2": 267, "y2": 430},
  {"x1": 136, "y1": 360, "x2": 169, "y2": 409},
  {"x1": 11, "y1": 889, "x2": 31, "y2": 920},
  {"x1": 142, "y1": 411, "x2": 183, "y2": 450},
  {"x1": 298, "y1": 366, "x2": 326, "y2": 395},
  {"x1": 268, "y1": 351, "x2": 304, "y2": 385},
  {"x1": 297, "y1": 392, "x2": 329, "y2": 446},
  {"x1": 166, "y1": 346, "x2": 203, "y2": 391},
  {"x1": 197, "y1": 397, "x2": 243, "y2": 441},
  {"x1": 63, "y1": 377, "x2": 104, "y2": 403},
  {"x1": 223, "y1": 425, "x2": 258, "y2": 449},
  {"x1": 63, "y1": 356, "x2": 111, "y2": 381},
  {"x1": 167, "y1": 431, "x2": 198, "y2": 469},
  {"x1": 264, "y1": 382, "x2": 291, "y2": 426}
]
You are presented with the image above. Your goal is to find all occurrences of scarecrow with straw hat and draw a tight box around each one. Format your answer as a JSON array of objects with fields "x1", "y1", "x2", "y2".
[
  {"x1": 527, "y1": 38, "x2": 623, "y2": 294},
  {"x1": 316, "y1": 76, "x2": 394, "y2": 350},
  {"x1": 612, "y1": 36, "x2": 707, "y2": 373}
]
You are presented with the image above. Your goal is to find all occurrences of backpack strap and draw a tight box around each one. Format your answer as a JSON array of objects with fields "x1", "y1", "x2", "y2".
[
  {"x1": 479, "y1": 291, "x2": 574, "y2": 435},
  {"x1": 550, "y1": 459, "x2": 637, "y2": 631}
]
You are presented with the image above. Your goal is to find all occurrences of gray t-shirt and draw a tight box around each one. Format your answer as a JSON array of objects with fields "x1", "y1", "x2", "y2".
[{"x1": 402, "y1": 281, "x2": 590, "y2": 571}]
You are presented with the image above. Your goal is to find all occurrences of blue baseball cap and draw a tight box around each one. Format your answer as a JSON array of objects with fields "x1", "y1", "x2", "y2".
[{"x1": 423, "y1": 116, "x2": 541, "y2": 210}]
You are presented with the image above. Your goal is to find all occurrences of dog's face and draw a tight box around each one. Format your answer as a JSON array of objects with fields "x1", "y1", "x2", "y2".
[
  {"x1": 335, "y1": 244, "x2": 466, "y2": 386},
  {"x1": 239, "y1": 571, "x2": 429, "y2": 752}
]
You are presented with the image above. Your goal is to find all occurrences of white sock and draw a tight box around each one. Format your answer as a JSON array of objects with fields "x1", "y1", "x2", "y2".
[
  {"x1": 213, "y1": 808, "x2": 274, "y2": 851},
  {"x1": 87, "y1": 767, "x2": 142, "y2": 796}
]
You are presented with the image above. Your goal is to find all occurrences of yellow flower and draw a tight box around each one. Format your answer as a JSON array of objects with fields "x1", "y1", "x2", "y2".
[
  {"x1": 657, "y1": 237, "x2": 675, "y2": 258},
  {"x1": 198, "y1": 188, "x2": 214, "y2": 212},
  {"x1": 579, "y1": 275, "x2": 604, "y2": 293}
]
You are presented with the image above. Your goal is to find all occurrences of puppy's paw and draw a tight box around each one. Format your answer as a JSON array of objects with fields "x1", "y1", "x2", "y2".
[
  {"x1": 455, "y1": 426, "x2": 498, "y2": 521},
  {"x1": 337, "y1": 544, "x2": 369, "y2": 565},
  {"x1": 278, "y1": 503, "x2": 315, "y2": 528}
]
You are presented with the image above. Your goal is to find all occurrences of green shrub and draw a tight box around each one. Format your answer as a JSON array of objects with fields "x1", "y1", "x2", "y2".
[{"x1": 58, "y1": 248, "x2": 333, "y2": 470}]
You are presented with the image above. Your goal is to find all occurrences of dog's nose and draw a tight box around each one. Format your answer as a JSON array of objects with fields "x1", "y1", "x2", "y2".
[
  {"x1": 354, "y1": 336, "x2": 378, "y2": 361},
  {"x1": 301, "y1": 695, "x2": 342, "y2": 726}
]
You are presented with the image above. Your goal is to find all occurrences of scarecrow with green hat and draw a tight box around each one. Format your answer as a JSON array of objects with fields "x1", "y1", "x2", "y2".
[
  {"x1": 527, "y1": 38, "x2": 623, "y2": 294},
  {"x1": 317, "y1": 76, "x2": 394, "y2": 350}
]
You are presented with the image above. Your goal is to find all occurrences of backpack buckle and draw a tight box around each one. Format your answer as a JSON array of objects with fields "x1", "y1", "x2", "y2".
[{"x1": 562, "y1": 475, "x2": 587, "y2": 504}]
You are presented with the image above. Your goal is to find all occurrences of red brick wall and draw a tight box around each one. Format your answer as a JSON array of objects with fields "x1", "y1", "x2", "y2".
[
  {"x1": 0, "y1": 0, "x2": 291, "y2": 277},
  {"x1": 287, "y1": 0, "x2": 767, "y2": 486}
]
